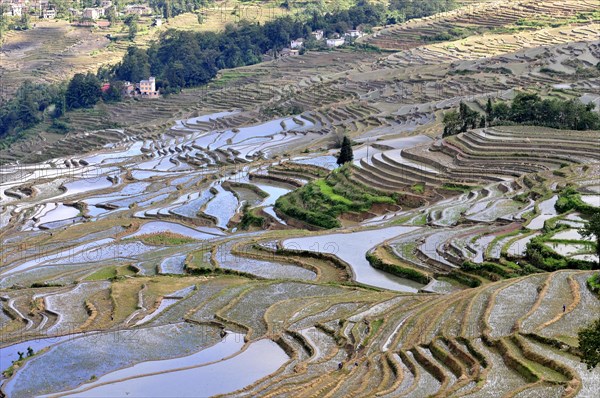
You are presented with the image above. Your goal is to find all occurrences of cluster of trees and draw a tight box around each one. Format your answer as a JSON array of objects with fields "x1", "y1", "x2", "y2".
[
  {"x1": 443, "y1": 93, "x2": 600, "y2": 136},
  {"x1": 1, "y1": 0, "x2": 457, "y2": 146},
  {"x1": 0, "y1": 5, "x2": 31, "y2": 32},
  {"x1": 0, "y1": 82, "x2": 63, "y2": 145},
  {"x1": 389, "y1": 0, "x2": 455, "y2": 21},
  {"x1": 489, "y1": 93, "x2": 600, "y2": 130},
  {"x1": 109, "y1": 1, "x2": 387, "y2": 93},
  {"x1": 0, "y1": 72, "x2": 119, "y2": 145},
  {"x1": 150, "y1": 0, "x2": 209, "y2": 19},
  {"x1": 580, "y1": 211, "x2": 600, "y2": 260},
  {"x1": 442, "y1": 102, "x2": 482, "y2": 136}
]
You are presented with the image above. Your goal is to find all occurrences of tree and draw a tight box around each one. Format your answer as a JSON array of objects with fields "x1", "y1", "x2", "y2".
[
  {"x1": 485, "y1": 97, "x2": 493, "y2": 121},
  {"x1": 128, "y1": 20, "x2": 138, "y2": 41},
  {"x1": 102, "y1": 81, "x2": 124, "y2": 103},
  {"x1": 492, "y1": 102, "x2": 510, "y2": 121},
  {"x1": 20, "y1": 12, "x2": 30, "y2": 30},
  {"x1": 579, "y1": 211, "x2": 600, "y2": 260},
  {"x1": 442, "y1": 109, "x2": 460, "y2": 137},
  {"x1": 337, "y1": 136, "x2": 353, "y2": 166},
  {"x1": 65, "y1": 73, "x2": 101, "y2": 110},
  {"x1": 510, "y1": 92, "x2": 541, "y2": 123},
  {"x1": 124, "y1": 14, "x2": 139, "y2": 41},
  {"x1": 105, "y1": 6, "x2": 117, "y2": 23},
  {"x1": 578, "y1": 317, "x2": 600, "y2": 369},
  {"x1": 458, "y1": 101, "x2": 478, "y2": 132}
]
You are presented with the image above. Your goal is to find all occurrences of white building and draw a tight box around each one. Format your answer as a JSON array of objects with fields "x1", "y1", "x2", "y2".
[
  {"x1": 280, "y1": 48, "x2": 299, "y2": 57},
  {"x1": 9, "y1": 4, "x2": 23, "y2": 17},
  {"x1": 290, "y1": 38, "x2": 304, "y2": 49},
  {"x1": 311, "y1": 29, "x2": 324, "y2": 41},
  {"x1": 41, "y1": 8, "x2": 56, "y2": 18},
  {"x1": 345, "y1": 29, "x2": 364, "y2": 38},
  {"x1": 125, "y1": 4, "x2": 152, "y2": 15},
  {"x1": 138, "y1": 77, "x2": 160, "y2": 98},
  {"x1": 326, "y1": 38, "x2": 345, "y2": 48}
]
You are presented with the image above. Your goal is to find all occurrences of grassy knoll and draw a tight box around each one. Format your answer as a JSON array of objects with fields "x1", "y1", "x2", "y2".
[
  {"x1": 84, "y1": 265, "x2": 137, "y2": 281},
  {"x1": 275, "y1": 165, "x2": 397, "y2": 229},
  {"x1": 129, "y1": 232, "x2": 197, "y2": 246}
]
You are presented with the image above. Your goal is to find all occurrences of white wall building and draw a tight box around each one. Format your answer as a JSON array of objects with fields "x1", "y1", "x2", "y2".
[
  {"x1": 290, "y1": 38, "x2": 304, "y2": 49},
  {"x1": 326, "y1": 38, "x2": 345, "y2": 48},
  {"x1": 311, "y1": 30, "x2": 324, "y2": 41}
]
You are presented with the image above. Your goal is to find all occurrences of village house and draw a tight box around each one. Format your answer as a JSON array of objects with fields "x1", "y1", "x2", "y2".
[
  {"x1": 8, "y1": 3, "x2": 23, "y2": 17},
  {"x1": 122, "y1": 82, "x2": 135, "y2": 96},
  {"x1": 41, "y1": 7, "x2": 55, "y2": 18},
  {"x1": 125, "y1": 4, "x2": 152, "y2": 15},
  {"x1": 326, "y1": 37, "x2": 345, "y2": 48},
  {"x1": 153, "y1": 17, "x2": 162, "y2": 27},
  {"x1": 29, "y1": 0, "x2": 48, "y2": 12},
  {"x1": 137, "y1": 77, "x2": 160, "y2": 98},
  {"x1": 311, "y1": 29, "x2": 324, "y2": 41},
  {"x1": 345, "y1": 29, "x2": 364, "y2": 38},
  {"x1": 280, "y1": 48, "x2": 299, "y2": 57},
  {"x1": 82, "y1": 7, "x2": 104, "y2": 20},
  {"x1": 290, "y1": 38, "x2": 304, "y2": 49}
]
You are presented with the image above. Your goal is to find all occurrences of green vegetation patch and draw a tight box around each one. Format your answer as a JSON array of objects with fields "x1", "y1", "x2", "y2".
[
  {"x1": 314, "y1": 179, "x2": 353, "y2": 205},
  {"x1": 85, "y1": 265, "x2": 137, "y2": 281},
  {"x1": 587, "y1": 273, "x2": 600, "y2": 297},
  {"x1": 239, "y1": 204, "x2": 265, "y2": 230},
  {"x1": 366, "y1": 252, "x2": 429, "y2": 284},
  {"x1": 275, "y1": 165, "x2": 397, "y2": 229},
  {"x1": 131, "y1": 232, "x2": 197, "y2": 246},
  {"x1": 555, "y1": 186, "x2": 598, "y2": 215}
]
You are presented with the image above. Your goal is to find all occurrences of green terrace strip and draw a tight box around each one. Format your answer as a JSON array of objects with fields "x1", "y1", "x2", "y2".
[
  {"x1": 314, "y1": 179, "x2": 353, "y2": 205},
  {"x1": 366, "y1": 252, "x2": 430, "y2": 285}
]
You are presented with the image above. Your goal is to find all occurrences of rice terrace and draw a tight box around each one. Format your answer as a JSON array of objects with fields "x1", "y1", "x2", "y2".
[{"x1": 0, "y1": 0, "x2": 599, "y2": 396}]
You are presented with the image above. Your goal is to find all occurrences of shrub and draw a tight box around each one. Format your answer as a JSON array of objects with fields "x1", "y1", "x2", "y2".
[{"x1": 587, "y1": 273, "x2": 600, "y2": 296}]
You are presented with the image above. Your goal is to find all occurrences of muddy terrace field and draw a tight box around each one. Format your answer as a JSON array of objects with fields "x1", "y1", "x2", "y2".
[{"x1": 1, "y1": 0, "x2": 599, "y2": 396}]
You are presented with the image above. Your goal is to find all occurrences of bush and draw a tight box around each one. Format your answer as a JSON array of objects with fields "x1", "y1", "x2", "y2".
[
  {"x1": 587, "y1": 273, "x2": 600, "y2": 296},
  {"x1": 50, "y1": 119, "x2": 70, "y2": 133}
]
